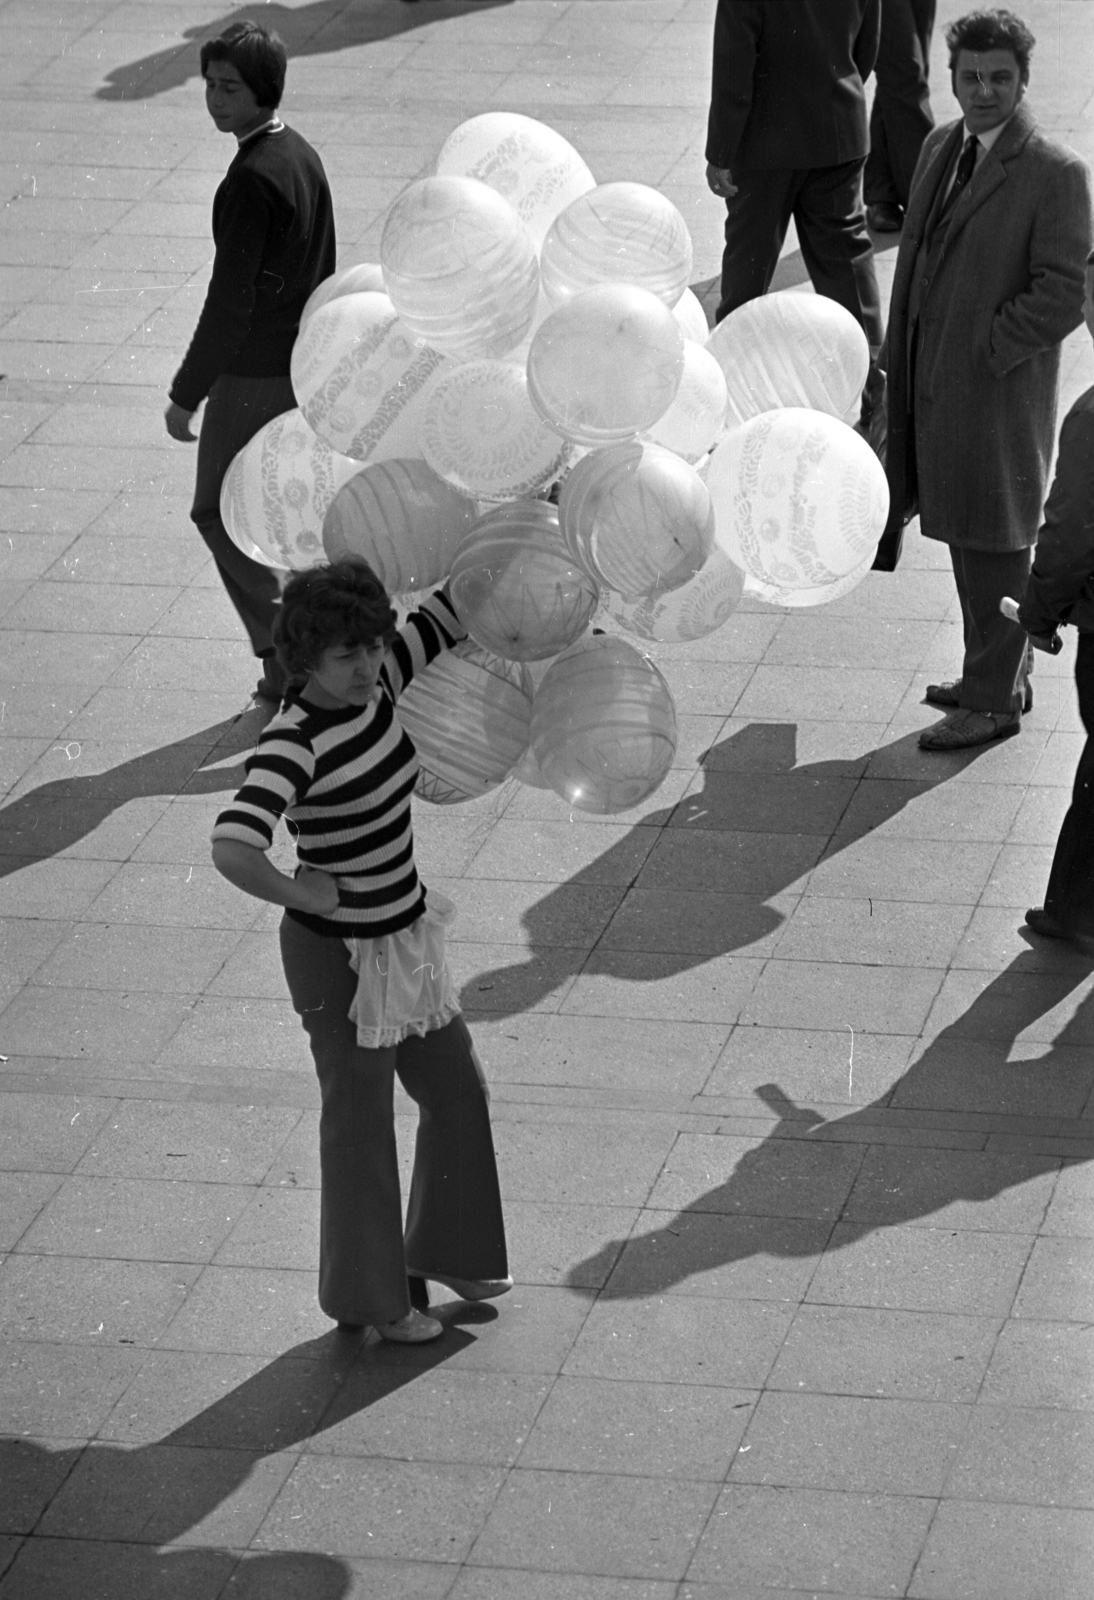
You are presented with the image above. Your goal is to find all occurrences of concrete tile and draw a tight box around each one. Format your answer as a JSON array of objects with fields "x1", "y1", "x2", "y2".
[
  {"x1": 842, "y1": 1146, "x2": 1057, "y2": 1233},
  {"x1": 449, "y1": 941, "x2": 581, "y2": 1016},
  {"x1": 158, "y1": 1265, "x2": 333, "y2": 1356},
  {"x1": 310, "y1": 1368, "x2": 549, "y2": 1465},
  {"x1": 951, "y1": 904, "x2": 1094, "y2": 972},
  {"x1": 945, "y1": 1404, "x2": 1094, "y2": 1507},
  {"x1": 0, "y1": 855, "x2": 119, "y2": 918},
  {"x1": 838, "y1": 778, "x2": 1025, "y2": 842},
  {"x1": 469, "y1": 1467, "x2": 718, "y2": 1579},
  {"x1": 772, "y1": 895, "x2": 972, "y2": 967},
  {"x1": 982, "y1": 843, "x2": 1059, "y2": 907},
  {"x1": 702, "y1": 1026, "x2": 914, "y2": 1106},
  {"x1": 463, "y1": 818, "x2": 660, "y2": 885},
  {"x1": 427, "y1": 876, "x2": 625, "y2": 951},
  {"x1": 806, "y1": 1223, "x2": 1035, "y2": 1316},
  {"x1": 739, "y1": 959, "x2": 944, "y2": 1034},
  {"x1": 0, "y1": 489, "x2": 116, "y2": 539},
  {"x1": 0, "y1": 1339, "x2": 143, "y2": 1436},
  {"x1": 809, "y1": 836, "x2": 999, "y2": 903},
  {"x1": 647, "y1": 1131, "x2": 866, "y2": 1220},
  {"x1": 0, "y1": 1172, "x2": 62, "y2": 1249},
  {"x1": 0, "y1": 1436, "x2": 85, "y2": 1534},
  {"x1": 598, "y1": 887, "x2": 792, "y2": 961},
  {"x1": 487, "y1": 1014, "x2": 728, "y2": 1097},
  {"x1": 0, "y1": 680, "x2": 90, "y2": 739},
  {"x1": 890, "y1": 1036, "x2": 1094, "y2": 1119},
  {"x1": 255, "y1": 1454, "x2": 504, "y2": 1561},
  {"x1": 374, "y1": 1287, "x2": 591, "y2": 1379},
  {"x1": 0, "y1": 1091, "x2": 114, "y2": 1173},
  {"x1": 0, "y1": 916, "x2": 70, "y2": 981},
  {"x1": 18, "y1": 1174, "x2": 249, "y2": 1263},
  {"x1": 451, "y1": 1574, "x2": 675, "y2": 1600},
  {"x1": 2, "y1": 579, "x2": 176, "y2": 636},
  {"x1": 33, "y1": 922, "x2": 240, "y2": 993},
  {"x1": 687, "y1": 1483, "x2": 935, "y2": 1593},
  {"x1": 729, "y1": 1390, "x2": 969, "y2": 1495},
  {"x1": 46, "y1": 531, "x2": 208, "y2": 587},
  {"x1": 204, "y1": 931, "x2": 285, "y2": 999},
  {"x1": 910, "y1": 1502, "x2": 1094, "y2": 1599},
  {"x1": 213, "y1": 1187, "x2": 318, "y2": 1272},
  {"x1": 980, "y1": 1320, "x2": 1094, "y2": 1410},
  {"x1": 0, "y1": 533, "x2": 75, "y2": 582},
  {"x1": 703, "y1": 716, "x2": 885, "y2": 775},
  {"x1": 226, "y1": 1553, "x2": 456, "y2": 1600},
  {"x1": 75, "y1": 1100, "x2": 301, "y2": 1185},
  {"x1": 494, "y1": 1118, "x2": 671, "y2": 1207},
  {"x1": 733, "y1": 665, "x2": 912, "y2": 723},
  {"x1": 502, "y1": 1200, "x2": 638, "y2": 1289},
  {"x1": 83, "y1": 860, "x2": 264, "y2": 929},
  {"x1": 564, "y1": 1295, "x2": 793, "y2": 1388},
  {"x1": 923, "y1": 967, "x2": 1094, "y2": 1044},
  {"x1": 667, "y1": 770, "x2": 859, "y2": 834},
  {"x1": 1013, "y1": 1237, "x2": 1094, "y2": 1321},
  {"x1": 637, "y1": 829, "x2": 825, "y2": 895},
  {"x1": 0, "y1": 1252, "x2": 199, "y2": 1344},
  {"x1": 603, "y1": 1211, "x2": 829, "y2": 1302},
  {"x1": 518, "y1": 1373, "x2": 754, "y2": 1479},
  {"x1": 561, "y1": 951, "x2": 767, "y2": 1023},
  {"x1": 1042, "y1": 1160, "x2": 1094, "y2": 1235},
  {"x1": 0, "y1": 985, "x2": 192, "y2": 1061},
  {"x1": 156, "y1": 997, "x2": 305, "y2": 1074},
  {"x1": 768, "y1": 1305, "x2": 1001, "y2": 1402}
]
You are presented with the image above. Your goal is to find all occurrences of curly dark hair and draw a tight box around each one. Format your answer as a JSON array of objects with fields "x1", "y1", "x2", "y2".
[
  {"x1": 273, "y1": 561, "x2": 398, "y2": 679},
  {"x1": 946, "y1": 9, "x2": 1036, "y2": 82},
  {"x1": 200, "y1": 21, "x2": 288, "y2": 109}
]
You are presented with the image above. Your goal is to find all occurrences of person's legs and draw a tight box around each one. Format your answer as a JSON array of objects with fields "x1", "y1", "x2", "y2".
[
  {"x1": 792, "y1": 160, "x2": 884, "y2": 348},
  {"x1": 715, "y1": 169, "x2": 797, "y2": 324},
  {"x1": 191, "y1": 373, "x2": 295, "y2": 659},
  {"x1": 950, "y1": 546, "x2": 1032, "y2": 715},
  {"x1": 864, "y1": 0, "x2": 936, "y2": 209},
  {"x1": 1043, "y1": 630, "x2": 1094, "y2": 937},
  {"x1": 396, "y1": 1016, "x2": 509, "y2": 1283},
  {"x1": 279, "y1": 914, "x2": 411, "y2": 1327}
]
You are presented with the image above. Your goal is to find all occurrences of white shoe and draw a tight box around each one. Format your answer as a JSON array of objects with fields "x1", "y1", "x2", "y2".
[{"x1": 377, "y1": 1308, "x2": 443, "y2": 1343}]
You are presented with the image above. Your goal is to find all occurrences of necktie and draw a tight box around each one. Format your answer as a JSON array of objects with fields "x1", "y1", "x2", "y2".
[{"x1": 935, "y1": 135, "x2": 979, "y2": 232}]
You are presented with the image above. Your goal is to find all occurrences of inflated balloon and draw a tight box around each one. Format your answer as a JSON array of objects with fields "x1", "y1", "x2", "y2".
[
  {"x1": 530, "y1": 633, "x2": 678, "y2": 814},
  {"x1": 672, "y1": 286, "x2": 710, "y2": 343},
  {"x1": 641, "y1": 339, "x2": 728, "y2": 463},
  {"x1": 380, "y1": 176, "x2": 539, "y2": 359},
  {"x1": 220, "y1": 410, "x2": 360, "y2": 571},
  {"x1": 744, "y1": 555, "x2": 872, "y2": 609},
  {"x1": 291, "y1": 292, "x2": 447, "y2": 464},
  {"x1": 397, "y1": 640, "x2": 534, "y2": 803},
  {"x1": 602, "y1": 544, "x2": 745, "y2": 642},
  {"x1": 448, "y1": 500, "x2": 599, "y2": 661},
  {"x1": 540, "y1": 182, "x2": 693, "y2": 307},
  {"x1": 707, "y1": 408, "x2": 889, "y2": 590},
  {"x1": 559, "y1": 440, "x2": 714, "y2": 598},
  {"x1": 435, "y1": 112, "x2": 595, "y2": 248},
  {"x1": 300, "y1": 262, "x2": 385, "y2": 328},
  {"x1": 420, "y1": 361, "x2": 572, "y2": 501},
  {"x1": 527, "y1": 283, "x2": 685, "y2": 447},
  {"x1": 707, "y1": 290, "x2": 871, "y2": 427},
  {"x1": 322, "y1": 458, "x2": 478, "y2": 594}
]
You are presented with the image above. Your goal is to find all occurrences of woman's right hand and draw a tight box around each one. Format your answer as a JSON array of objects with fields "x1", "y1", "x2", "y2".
[{"x1": 293, "y1": 867, "x2": 340, "y2": 915}]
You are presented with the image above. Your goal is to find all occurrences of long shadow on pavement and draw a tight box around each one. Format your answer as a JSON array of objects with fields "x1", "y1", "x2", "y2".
[{"x1": 97, "y1": 0, "x2": 513, "y2": 101}]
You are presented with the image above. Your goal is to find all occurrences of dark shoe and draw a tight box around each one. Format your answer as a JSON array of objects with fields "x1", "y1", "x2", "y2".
[
  {"x1": 918, "y1": 709, "x2": 1020, "y2": 750},
  {"x1": 1024, "y1": 907, "x2": 1071, "y2": 940},
  {"x1": 408, "y1": 1270, "x2": 513, "y2": 1302},
  {"x1": 926, "y1": 679, "x2": 1033, "y2": 713},
  {"x1": 867, "y1": 201, "x2": 904, "y2": 232}
]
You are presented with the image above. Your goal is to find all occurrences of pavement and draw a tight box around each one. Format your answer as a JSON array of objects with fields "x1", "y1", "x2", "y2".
[{"x1": 2, "y1": 0, "x2": 1094, "y2": 1596}]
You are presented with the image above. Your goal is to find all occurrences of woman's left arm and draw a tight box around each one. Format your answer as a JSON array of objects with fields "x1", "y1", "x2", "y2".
[{"x1": 382, "y1": 583, "x2": 468, "y2": 702}]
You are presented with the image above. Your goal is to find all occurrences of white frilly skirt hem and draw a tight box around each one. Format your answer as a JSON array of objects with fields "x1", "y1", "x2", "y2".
[{"x1": 343, "y1": 889, "x2": 461, "y2": 1050}]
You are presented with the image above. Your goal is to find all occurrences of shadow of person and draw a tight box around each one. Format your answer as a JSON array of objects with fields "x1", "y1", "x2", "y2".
[
  {"x1": 461, "y1": 720, "x2": 981, "y2": 1018},
  {"x1": 1, "y1": 1306, "x2": 491, "y2": 1595},
  {"x1": 97, "y1": 0, "x2": 514, "y2": 101},
  {"x1": 566, "y1": 948, "x2": 1094, "y2": 1298},
  {"x1": 0, "y1": 709, "x2": 269, "y2": 873}
]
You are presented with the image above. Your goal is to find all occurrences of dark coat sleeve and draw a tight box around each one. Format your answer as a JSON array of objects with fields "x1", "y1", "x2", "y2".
[
  {"x1": 1018, "y1": 404, "x2": 1094, "y2": 634},
  {"x1": 170, "y1": 170, "x2": 272, "y2": 412},
  {"x1": 705, "y1": 0, "x2": 763, "y2": 168},
  {"x1": 852, "y1": 0, "x2": 881, "y2": 81}
]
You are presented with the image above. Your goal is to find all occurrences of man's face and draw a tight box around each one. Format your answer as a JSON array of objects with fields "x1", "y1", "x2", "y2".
[
  {"x1": 204, "y1": 60, "x2": 269, "y2": 138},
  {"x1": 951, "y1": 48, "x2": 1026, "y2": 134}
]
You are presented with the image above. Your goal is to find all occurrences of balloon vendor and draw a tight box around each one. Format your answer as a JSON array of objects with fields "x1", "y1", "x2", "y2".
[{"x1": 211, "y1": 560, "x2": 511, "y2": 1343}]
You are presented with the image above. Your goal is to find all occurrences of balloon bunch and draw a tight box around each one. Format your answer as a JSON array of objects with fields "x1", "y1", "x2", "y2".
[{"x1": 219, "y1": 112, "x2": 890, "y2": 810}]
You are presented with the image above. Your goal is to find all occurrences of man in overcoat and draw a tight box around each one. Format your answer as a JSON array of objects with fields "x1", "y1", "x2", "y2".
[
  {"x1": 705, "y1": 0, "x2": 884, "y2": 349},
  {"x1": 874, "y1": 8, "x2": 1091, "y2": 751}
]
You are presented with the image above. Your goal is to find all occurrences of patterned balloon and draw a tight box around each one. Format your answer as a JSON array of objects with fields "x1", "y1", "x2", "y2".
[
  {"x1": 672, "y1": 286, "x2": 710, "y2": 342},
  {"x1": 397, "y1": 640, "x2": 533, "y2": 803},
  {"x1": 640, "y1": 339, "x2": 728, "y2": 463},
  {"x1": 300, "y1": 262, "x2": 385, "y2": 328},
  {"x1": 448, "y1": 500, "x2": 599, "y2": 661},
  {"x1": 291, "y1": 291, "x2": 447, "y2": 463},
  {"x1": 744, "y1": 556, "x2": 872, "y2": 609},
  {"x1": 530, "y1": 633, "x2": 678, "y2": 814},
  {"x1": 380, "y1": 176, "x2": 539, "y2": 360},
  {"x1": 540, "y1": 182, "x2": 693, "y2": 307},
  {"x1": 527, "y1": 283, "x2": 685, "y2": 447},
  {"x1": 420, "y1": 361, "x2": 572, "y2": 501},
  {"x1": 707, "y1": 408, "x2": 890, "y2": 590},
  {"x1": 707, "y1": 290, "x2": 871, "y2": 427},
  {"x1": 435, "y1": 112, "x2": 595, "y2": 248},
  {"x1": 322, "y1": 458, "x2": 478, "y2": 594},
  {"x1": 559, "y1": 440, "x2": 714, "y2": 598},
  {"x1": 602, "y1": 544, "x2": 745, "y2": 642},
  {"x1": 220, "y1": 409, "x2": 361, "y2": 571}
]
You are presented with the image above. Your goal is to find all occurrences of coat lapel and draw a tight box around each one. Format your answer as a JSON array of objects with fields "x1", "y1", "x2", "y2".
[{"x1": 942, "y1": 103, "x2": 1037, "y2": 249}]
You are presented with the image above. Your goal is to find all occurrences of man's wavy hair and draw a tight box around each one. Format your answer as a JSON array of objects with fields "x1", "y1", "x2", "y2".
[
  {"x1": 946, "y1": 9, "x2": 1036, "y2": 83},
  {"x1": 273, "y1": 561, "x2": 398, "y2": 680},
  {"x1": 200, "y1": 20, "x2": 288, "y2": 109}
]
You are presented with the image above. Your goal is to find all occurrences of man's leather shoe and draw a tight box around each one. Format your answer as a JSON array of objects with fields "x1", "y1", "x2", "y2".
[
  {"x1": 1024, "y1": 907, "x2": 1071, "y2": 939},
  {"x1": 867, "y1": 201, "x2": 904, "y2": 232},
  {"x1": 918, "y1": 709, "x2": 1020, "y2": 750},
  {"x1": 926, "y1": 679, "x2": 1033, "y2": 713}
]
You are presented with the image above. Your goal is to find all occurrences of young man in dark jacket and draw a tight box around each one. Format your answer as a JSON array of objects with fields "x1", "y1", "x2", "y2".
[
  {"x1": 1018, "y1": 257, "x2": 1094, "y2": 948},
  {"x1": 164, "y1": 21, "x2": 336, "y2": 701}
]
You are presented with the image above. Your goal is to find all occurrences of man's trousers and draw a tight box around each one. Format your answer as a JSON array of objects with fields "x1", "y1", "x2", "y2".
[
  {"x1": 864, "y1": 0, "x2": 937, "y2": 210},
  {"x1": 949, "y1": 544, "x2": 1033, "y2": 716},
  {"x1": 279, "y1": 914, "x2": 509, "y2": 1328},
  {"x1": 716, "y1": 160, "x2": 884, "y2": 348},
  {"x1": 1044, "y1": 630, "x2": 1094, "y2": 937},
  {"x1": 191, "y1": 373, "x2": 296, "y2": 659}
]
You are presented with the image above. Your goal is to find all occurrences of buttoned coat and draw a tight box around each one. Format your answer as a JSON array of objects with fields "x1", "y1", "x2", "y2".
[{"x1": 877, "y1": 102, "x2": 1091, "y2": 561}]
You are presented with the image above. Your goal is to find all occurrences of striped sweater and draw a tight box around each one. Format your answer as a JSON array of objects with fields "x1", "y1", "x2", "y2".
[{"x1": 212, "y1": 592, "x2": 466, "y2": 937}]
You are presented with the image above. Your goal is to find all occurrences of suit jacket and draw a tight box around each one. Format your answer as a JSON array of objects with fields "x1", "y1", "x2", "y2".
[
  {"x1": 1019, "y1": 385, "x2": 1094, "y2": 635},
  {"x1": 706, "y1": 0, "x2": 880, "y2": 170},
  {"x1": 877, "y1": 103, "x2": 1091, "y2": 560}
]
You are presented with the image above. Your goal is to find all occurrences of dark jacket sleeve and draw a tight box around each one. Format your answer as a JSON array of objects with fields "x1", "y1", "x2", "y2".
[
  {"x1": 705, "y1": 0, "x2": 763, "y2": 168},
  {"x1": 170, "y1": 170, "x2": 272, "y2": 412},
  {"x1": 853, "y1": 0, "x2": 881, "y2": 81},
  {"x1": 1018, "y1": 404, "x2": 1094, "y2": 634}
]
